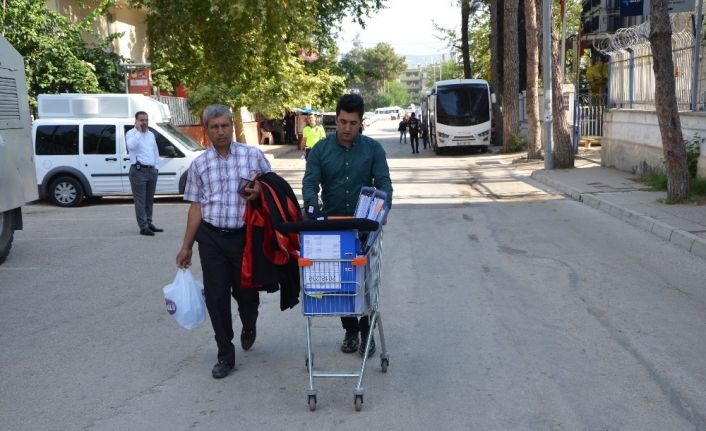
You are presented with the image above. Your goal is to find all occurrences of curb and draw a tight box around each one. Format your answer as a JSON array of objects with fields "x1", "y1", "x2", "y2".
[{"x1": 530, "y1": 170, "x2": 706, "y2": 260}]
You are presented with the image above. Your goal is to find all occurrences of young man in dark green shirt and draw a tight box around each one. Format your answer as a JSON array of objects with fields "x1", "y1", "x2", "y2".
[{"x1": 302, "y1": 94, "x2": 393, "y2": 356}]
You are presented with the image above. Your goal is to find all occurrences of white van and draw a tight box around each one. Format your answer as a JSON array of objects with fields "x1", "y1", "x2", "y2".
[{"x1": 33, "y1": 93, "x2": 205, "y2": 207}]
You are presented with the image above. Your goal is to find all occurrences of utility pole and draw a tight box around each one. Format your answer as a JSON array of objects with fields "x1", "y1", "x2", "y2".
[
  {"x1": 560, "y1": 0, "x2": 567, "y2": 83},
  {"x1": 691, "y1": 0, "x2": 704, "y2": 111},
  {"x1": 542, "y1": 0, "x2": 554, "y2": 169}
]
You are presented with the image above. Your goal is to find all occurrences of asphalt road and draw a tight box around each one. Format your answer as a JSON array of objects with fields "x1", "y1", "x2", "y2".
[{"x1": 2, "y1": 119, "x2": 706, "y2": 430}]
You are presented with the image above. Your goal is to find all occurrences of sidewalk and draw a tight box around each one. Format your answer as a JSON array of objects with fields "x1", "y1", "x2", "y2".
[
  {"x1": 259, "y1": 143, "x2": 299, "y2": 161},
  {"x1": 527, "y1": 150, "x2": 706, "y2": 260}
]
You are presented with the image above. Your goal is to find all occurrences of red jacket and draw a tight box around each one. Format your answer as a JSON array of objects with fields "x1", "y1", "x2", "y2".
[{"x1": 241, "y1": 172, "x2": 301, "y2": 310}]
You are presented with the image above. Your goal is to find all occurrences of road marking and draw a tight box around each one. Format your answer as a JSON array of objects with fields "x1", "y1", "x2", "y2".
[{"x1": 0, "y1": 267, "x2": 40, "y2": 271}]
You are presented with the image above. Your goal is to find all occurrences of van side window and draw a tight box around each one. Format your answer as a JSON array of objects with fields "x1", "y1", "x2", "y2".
[
  {"x1": 83, "y1": 125, "x2": 116, "y2": 155},
  {"x1": 35, "y1": 125, "x2": 79, "y2": 155},
  {"x1": 123, "y1": 125, "x2": 184, "y2": 158}
]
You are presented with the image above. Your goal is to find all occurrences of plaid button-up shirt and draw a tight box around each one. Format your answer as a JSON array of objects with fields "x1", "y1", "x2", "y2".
[{"x1": 184, "y1": 142, "x2": 272, "y2": 229}]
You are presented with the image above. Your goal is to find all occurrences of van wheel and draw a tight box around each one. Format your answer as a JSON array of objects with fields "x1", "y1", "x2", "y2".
[
  {"x1": 0, "y1": 210, "x2": 15, "y2": 265},
  {"x1": 49, "y1": 176, "x2": 85, "y2": 207}
]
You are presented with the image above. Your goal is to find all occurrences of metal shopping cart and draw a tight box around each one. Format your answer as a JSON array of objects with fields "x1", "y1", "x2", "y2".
[{"x1": 297, "y1": 228, "x2": 389, "y2": 411}]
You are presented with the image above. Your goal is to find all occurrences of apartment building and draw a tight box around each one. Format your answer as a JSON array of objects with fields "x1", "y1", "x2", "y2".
[
  {"x1": 581, "y1": 0, "x2": 647, "y2": 43},
  {"x1": 400, "y1": 66, "x2": 427, "y2": 101}
]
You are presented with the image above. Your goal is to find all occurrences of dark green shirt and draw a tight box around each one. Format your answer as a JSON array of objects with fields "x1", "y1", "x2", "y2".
[{"x1": 302, "y1": 133, "x2": 393, "y2": 216}]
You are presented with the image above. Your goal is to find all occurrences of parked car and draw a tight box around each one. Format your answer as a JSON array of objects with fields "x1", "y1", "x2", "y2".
[{"x1": 33, "y1": 93, "x2": 205, "y2": 207}]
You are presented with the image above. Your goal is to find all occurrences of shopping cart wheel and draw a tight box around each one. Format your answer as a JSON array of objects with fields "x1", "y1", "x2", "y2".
[
  {"x1": 308, "y1": 395, "x2": 317, "y2": 411},
  {"x1": 354, "y1": 395, "x2": 363, "y2": 411},
  {"x1": 381, "y1": 357, "x2": 389, "y2": 373}
]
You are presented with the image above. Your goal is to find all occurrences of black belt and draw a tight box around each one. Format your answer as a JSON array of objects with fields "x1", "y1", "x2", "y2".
[
  {"x1": 202, "y1": 221, "x2": 244, "y2": 234},
  {"x1": 132, "y1": 163, "x2": 154, "y2": 169}
]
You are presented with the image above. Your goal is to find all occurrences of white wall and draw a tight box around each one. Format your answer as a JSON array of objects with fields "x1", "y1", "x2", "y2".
[{"x1": 601, "y1": 109, "x2": 706, "y2": 179}]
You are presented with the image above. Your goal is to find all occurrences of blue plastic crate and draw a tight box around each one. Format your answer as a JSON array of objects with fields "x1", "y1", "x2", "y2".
[
  {"x1": 299, "y1": 230, "x2": 360, "y2": 294},
  {"x1": 299, "y1": 230, "x2": 369, "y2": 315}
]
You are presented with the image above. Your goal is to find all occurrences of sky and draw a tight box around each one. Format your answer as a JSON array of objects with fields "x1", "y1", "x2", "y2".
[{"x1": 336, "y1": 0, "x2": 461, "y2": 59}]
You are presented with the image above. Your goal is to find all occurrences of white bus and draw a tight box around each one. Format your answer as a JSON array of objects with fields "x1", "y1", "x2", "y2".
[
  {"x1": 427, "y1": 79, "x2": 494, "y2": 154},
  {"x1": 374, "y1": 106, "x2": 404, "y2": 120}
]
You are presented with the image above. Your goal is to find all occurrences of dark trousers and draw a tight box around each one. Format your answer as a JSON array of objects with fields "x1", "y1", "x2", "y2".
[
  {"x1": 341, "y1": 316, "x2": 370, "y2": 336},
  {"x1": 410, "y1": 133, "x2": 419, "y2": 153},
  {"x1": 305, "y1": 148, "x2": 312, "y2": 160},
  {"x1": 399, "y1": 130, "x2": 407, "y2": 143},
  {"x1": 196, "y1": 223, "x2": 259, "y2": 366},
  {"x1": 128, "y1": 165, "x2": 158, "y2": 229}
]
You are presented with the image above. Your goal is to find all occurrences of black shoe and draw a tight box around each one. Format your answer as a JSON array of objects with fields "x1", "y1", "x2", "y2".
[
  {"x1": 241, "y1": 327, "x2": 256, "y2": 351},
  {"x1": 148, "y1": 224, "x2": 164, "y2": 232},
  {"x1": 359, "y1": 335, "x2": 376, "y2": 357},
  {"x1": 211, "y1": 360, "x2": 234, "y2": 379},
  {"x1": 341, "y1": 331, "x2": 359, "y2": 353},
  {"x1": 139, "y1": 228, "x2": 155, "y2": 236}
]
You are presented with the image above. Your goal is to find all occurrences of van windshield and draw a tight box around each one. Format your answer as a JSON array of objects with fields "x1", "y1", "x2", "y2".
[{"x1": 157, "y1": 123, "x2": 205, "y2": 151}]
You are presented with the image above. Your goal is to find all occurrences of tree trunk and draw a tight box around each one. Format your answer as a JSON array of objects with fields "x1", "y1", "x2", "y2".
[
  {"x1": 490, "y1": 0, "x2": 503, "y2": 146},
  {"x1": 649, "y1": 0, "x2": 690, "y2": 201},
  {"x1": 462, "y1": 0, "x2": 471, "y2": 79},
  {"x1": 502, "y1": 0, "x2": 519, "y2": 152},
  {"x1": 524, "y1": 0, "x2": 541, "y2": 159},
  {"x1": 551, "y1": 16, "x2": 573, "y2": 168}
]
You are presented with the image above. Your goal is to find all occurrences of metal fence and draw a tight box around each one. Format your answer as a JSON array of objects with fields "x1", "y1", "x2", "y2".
[
  {"x1": 154, "y1": 95, "x2": 200, "y2": 126},
  {"x1": 577, "y1": 105, "x2": 604, "y2": 136},
  {"x1": 607, "y1": 38, "x2": 702, "y2": 110},
  {"x1": 598, "y1": 10, "x2": 706, "y2": 111}
]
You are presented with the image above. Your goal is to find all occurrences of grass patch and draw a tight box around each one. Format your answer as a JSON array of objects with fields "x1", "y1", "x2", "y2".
[{"x1": 639, "y1": 172, "x2": 706, "y2": 205}]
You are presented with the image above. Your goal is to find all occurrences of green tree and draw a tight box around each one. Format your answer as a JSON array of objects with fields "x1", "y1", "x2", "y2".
[
  {"x1": 424, "y1": 59, "x2": 463, "y2": 88},
  {"x1": 368, "y1": 81, "x2": 409, "y2": 110},
  {"x1": 132, "y1": 0, "x2": 383, "y2": 116},
  {"x1": 341, "y1": 42, "x2": 407, "y2": 101},
  {"x1": 649, "y1": 0, "x2": 689, "y2": 200},
  {"x1": 2, "y1": 0, "x2": 126, "y2": 110}
]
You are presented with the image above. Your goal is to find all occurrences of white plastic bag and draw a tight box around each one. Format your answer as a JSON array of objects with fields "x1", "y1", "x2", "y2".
[{"x1": 163, "y1": 269, "x2": 206, "y2": 330}]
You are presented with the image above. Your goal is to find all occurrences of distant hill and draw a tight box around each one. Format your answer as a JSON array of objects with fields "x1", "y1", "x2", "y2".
[
  {"x1": 403, "y1": 52, "x2": 455, "y2": 69},
  {"x1": 403, "y1": 54, "x2": 440, "y2": 69}
]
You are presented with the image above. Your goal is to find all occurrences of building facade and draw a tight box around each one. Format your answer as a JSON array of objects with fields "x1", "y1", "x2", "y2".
[
  {"x1": 399, "y1": 66, "x2": 427, "y2": 102},
  {"x1": 44, "y1": 0, "x2": 149, "y2": 63}
]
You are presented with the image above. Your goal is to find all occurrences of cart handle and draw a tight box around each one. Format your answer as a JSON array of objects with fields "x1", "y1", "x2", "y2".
[{"x1": 298, "y1": 256, "x2": 367, "y2": 266}]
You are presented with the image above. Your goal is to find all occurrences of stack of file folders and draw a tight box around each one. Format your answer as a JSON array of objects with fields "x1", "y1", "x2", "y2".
[{"x1": 354, "y1": 186, "x2": 387, "y2": 253}]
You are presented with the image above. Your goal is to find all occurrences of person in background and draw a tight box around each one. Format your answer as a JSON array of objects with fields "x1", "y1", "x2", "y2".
[
  {"x1": 302, "y1": 113, "x2": 326, "y2": 160},
  {"x1": 259, "y1": 120, "x2": 273, "y2": 145},
  {"x1": 302, "y1": 94, "x2": 393, "y2": 357},
  {"x1": 398, "y1": 115, "x2": 407, "y2": 144},
  {"x1": 421, "y1": 116, "x2": 429, "y2": 150},
  {"x1": 126, "y1": 111, "x2": 162, "y2": 236},
  {"x1": 176, "y1": 104, "x2": 272, "y2": 379},
  {"x1": 407, "y1": 112, "x2": 421, "y2": 154}
]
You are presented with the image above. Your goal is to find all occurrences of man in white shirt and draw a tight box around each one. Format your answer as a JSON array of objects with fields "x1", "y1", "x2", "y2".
[{"x1": 126, "y1": 111, "x2": 162, "y2": 236}]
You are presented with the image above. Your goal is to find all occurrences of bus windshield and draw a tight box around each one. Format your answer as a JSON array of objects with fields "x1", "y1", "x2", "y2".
[{"x1": 436, "y1": 84, "x2": 490, "y2": 127}]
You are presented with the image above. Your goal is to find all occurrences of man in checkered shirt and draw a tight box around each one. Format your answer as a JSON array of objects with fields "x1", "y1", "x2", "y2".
[{"x1": 176, "y1": 104, "x2": 272, "y2": 379}]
